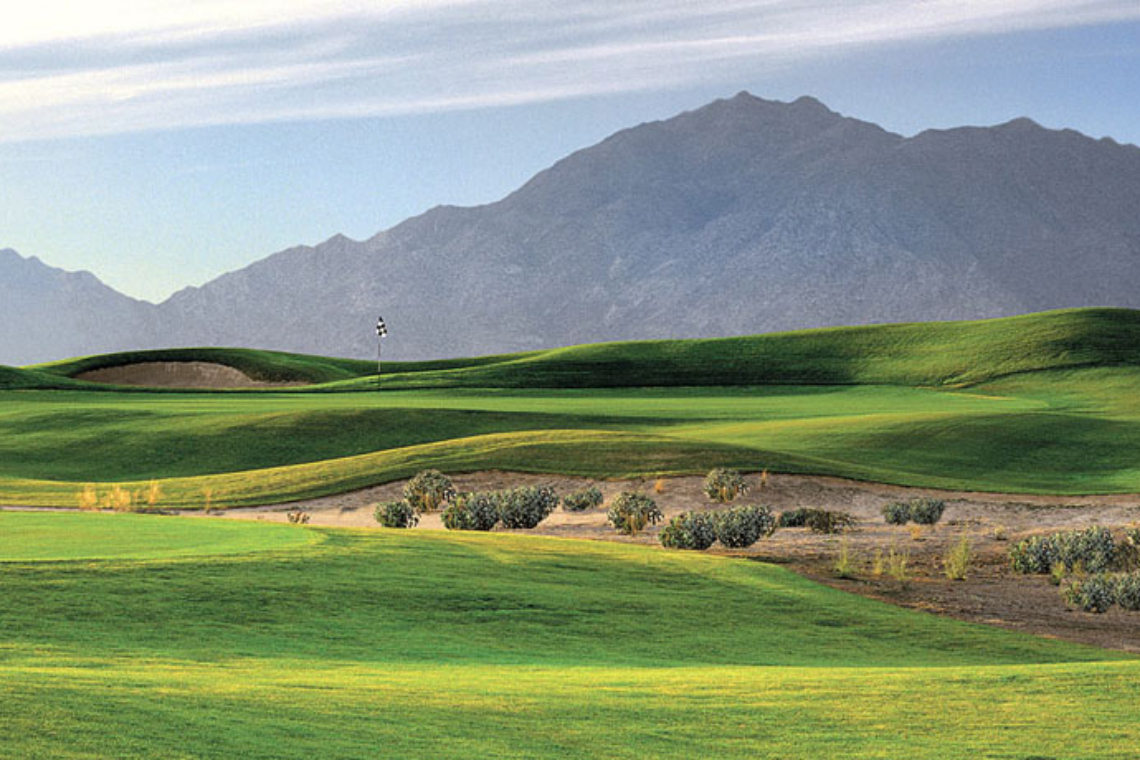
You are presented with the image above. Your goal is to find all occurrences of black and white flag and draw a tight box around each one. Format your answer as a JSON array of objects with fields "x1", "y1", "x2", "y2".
[{"x1": 376, "y1": 317, "x2": 388, "y2": 338}]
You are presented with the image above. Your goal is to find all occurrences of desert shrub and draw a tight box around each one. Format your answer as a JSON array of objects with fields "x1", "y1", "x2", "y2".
[
  {"x1": 286, "y1": 510, "x2": 311, "y2": 524},
  {"x1": 943, "y1": 534, "x2": 971, "y2": 581},
  {"x1": 887, "y1": 544, "x2": 910, "y2": 584},
  {"x1": 714, "y1": 505, "x2": 776, "y2": 548},
  {"x1": 498, "y1": 485, "x2": 558, "y2": 529},
  {"x1": 659, "y1": 511, "x2": 716, "y2": 550},
  {"x1": 778, "y1": 508, "x2": 855, "y2": 534},
  {"x1": 704, "y1": 469, "x2": 749, "y2": 503},
  {"x1": 1014, "y1": 527, "x2": 1118, "y2": 575},
  {"x1": 606, "y1": 492, "x2": 664, "y2": 535},
  {"x1": 1063, "y1": 573, "x2": 1116, "y2": 613},
  {"x1": 1114, "y1": 572, "x2": 1140, "y2": 611},
  {"x1": 1055, "y1": 527, "x2": 1116, "y2": 573},
  {"x1": 375, "y1": 500, "x2": 418, "y2": 529},
  {"x1": 402, "y1": 470, "x2": 456, "y2": 514},
  {"x1": 882, "y1": 501, "x2": 911, "y2": 525},
  {"x1": 777, "y1": 508, "x2": 811, "y2": 528},
  {"x1": 1010, "y1": 535, "x2": 1060, "y2": 574},
  {"x1": 909, "y1": 498, "x2": 945, "y2": 526},
  {"x1": 1113, "y1": 572, "x2": 1140, "y2": 611},
  {"x1": 832, "y1": 538, "x2": 855, "y2": 579},
  {"x1": 77, "y1": 484, "x2": 99, "y2": 511},
  {"x1": 562, "y1": 486, "x2": 604, "y2": 512},
  {"x1": 441, "y1": 491, "x2": 501, "y2": 531}
]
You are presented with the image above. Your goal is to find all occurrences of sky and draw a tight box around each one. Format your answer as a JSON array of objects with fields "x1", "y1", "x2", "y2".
[{"x1": 1, "y1": 1, "x2": 1138, "y2": 303}]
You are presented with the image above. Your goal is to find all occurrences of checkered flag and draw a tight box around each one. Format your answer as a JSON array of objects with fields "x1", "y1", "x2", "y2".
[{"x1": 376, "y1": 317, "x2": 388, "y2": 338}]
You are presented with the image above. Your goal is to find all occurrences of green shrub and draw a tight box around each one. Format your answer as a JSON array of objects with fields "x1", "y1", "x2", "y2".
[
  {"x1": 607, "y1": 492, "x2": 664, "y2": 535},
  {"x1": 402, "y1": 469, "x2": 456, "y2": 514},
  {"x1": 497, "y1": 485, "x2": 558, "y2": 529},
  {"x1": 882, "y1": 501, "x2": 911, "y2": 525},
  {"x1": 659, "y1": 511, "x2": 716, "y2": 550},
  {"x1": 1010, "y1": 535, "x2": 1060, "y2": 574},
  {"x1": 562, "y1": 486, "x2": 604, "y2": 512},
  {"x1": 909, "y1": 498, "x2": 945, "y2": 526},
  {"x1": 943, "y1": 534, "x2": 971, "y2": 581},
  {"x1": 374, "y1": 500, "x2": 418, "y2": 528},
  {"x1": 1011, "y1": 527, "x2": 1118, "y2": 575},
  {"x1": 1063, "y1": 573, "x2": 1116, "y2": 613},
  {"x1": 704, "y1": 469, "x2": 749, "y2": 503},
  {"x1": 778, "y1": 508, "x2": 856, "y2": 534},
  {"x1": 1115, "y1": 572, "x2": 1140, "y2": 611},
  {"x1": 714, "y1": 505, "x2": 776, "y2": 549},
  {"x1": 441, "y1": 492, "x2": 500, "y2": 531}
]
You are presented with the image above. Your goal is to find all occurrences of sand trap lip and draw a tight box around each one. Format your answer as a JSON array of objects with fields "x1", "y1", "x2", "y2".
[{"x1": 76, "y1": 361, "x2": 309, "y2": 389}]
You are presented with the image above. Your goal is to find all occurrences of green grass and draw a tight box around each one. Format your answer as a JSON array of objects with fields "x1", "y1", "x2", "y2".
[
  {"x1": 0, "y1": 511, "x2": 319, "y2": 560},
  {"x1": 5, "y1": 307, "x2": 1140, "y2": 507},
  {"x1": 0, "y1": 513, "x2": 1135, "y2": 758}
]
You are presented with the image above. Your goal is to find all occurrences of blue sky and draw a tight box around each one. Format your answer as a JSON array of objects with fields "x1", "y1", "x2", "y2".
[{"x1": 1, "y1": 1, "x2": 1138, "y2": 303}]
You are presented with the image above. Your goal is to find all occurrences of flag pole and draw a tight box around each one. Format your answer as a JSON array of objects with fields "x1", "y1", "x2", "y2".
[{"x1": 375, "y1": 316, "x2": 388, "y2": 389}]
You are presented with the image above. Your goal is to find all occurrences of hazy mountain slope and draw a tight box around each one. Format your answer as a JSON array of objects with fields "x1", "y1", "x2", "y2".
[
  {"x1": 5, "y1": 92, "x2": 1139, "y2": 364},
  {"x1": 0, "y1": 249, "x2": 157, "y2": 366},
  {"x1": 154, "y1": 93, "x2": 1140, "y2": 361}
]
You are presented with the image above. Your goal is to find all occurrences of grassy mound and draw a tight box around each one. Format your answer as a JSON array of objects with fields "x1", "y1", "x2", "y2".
[
  {"x1": 0, "y1": 516, "x2": 1134, "y2": 758},
  {"x1": 21, "y1": 307, "x2": 1140, "y2": 391}
]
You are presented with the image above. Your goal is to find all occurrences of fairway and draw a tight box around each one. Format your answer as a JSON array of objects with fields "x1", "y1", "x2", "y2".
[
  {"x1": 0, "y1": 512, "x2": 319, "y2": 561},
  {"x1": 5, "y1": 316, "x2": 1140, "y2": 505},
  {"x1": 0, "y1": 513, "x2": 1136, "y2": 758}
]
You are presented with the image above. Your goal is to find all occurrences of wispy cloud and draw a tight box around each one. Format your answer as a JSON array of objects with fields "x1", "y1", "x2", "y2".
[{"x1": 0, "y1": 0, "x2": 1136, "y2": 142}]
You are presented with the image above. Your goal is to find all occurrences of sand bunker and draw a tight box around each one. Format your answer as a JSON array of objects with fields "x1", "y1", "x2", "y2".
[{"x1": 76, "y1": 361, "x2": 307, "y2": 389}]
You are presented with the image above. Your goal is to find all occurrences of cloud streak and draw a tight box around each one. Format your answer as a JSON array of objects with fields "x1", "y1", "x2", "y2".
[{"x1": 0, "y1": 0, "x2": 1136, "y2": 142}]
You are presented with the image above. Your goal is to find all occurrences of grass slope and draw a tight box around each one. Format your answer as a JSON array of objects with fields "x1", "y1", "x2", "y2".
[
  {"x1": 5, "y1": 308, "x2": 1140, "y2": 505},
  {"x1": 0, "y1": 514, "x2": 1135, "y2": 758},
  {"x1": 22, "y1": 307, "x2": 1140, "y2": 391}
]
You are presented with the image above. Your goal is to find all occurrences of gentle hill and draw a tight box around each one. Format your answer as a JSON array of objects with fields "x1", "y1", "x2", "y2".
[
  {"x1": 31, "y1": 308, "x2": 1140, "y2": 392},
  {"x1": 34, "y1": 347, "x2": 377, "y2": 386},
  {"x1": 347, "y1": 307, "x2": 1140, "y2": 390},
  {"x1": 0, "y1": 517, "x2": 1135, "y2": 758}
]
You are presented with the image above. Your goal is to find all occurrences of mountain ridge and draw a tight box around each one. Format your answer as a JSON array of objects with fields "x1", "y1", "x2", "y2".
[{"x1": 3, "y1": 92, "x2": 1139, "y2": 365}]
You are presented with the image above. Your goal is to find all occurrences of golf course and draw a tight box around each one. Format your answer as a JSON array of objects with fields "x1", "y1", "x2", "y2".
[{"x1": 3, "y1": 307, "x2": 1140, "y2": 757}]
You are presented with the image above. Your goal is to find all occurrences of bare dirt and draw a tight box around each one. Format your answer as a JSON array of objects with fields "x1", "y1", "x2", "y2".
[
  {"x1": 215, "y1": 471, "x2": 1140, "y2": 653},
  {"x1": 76, "y1": 362, "x2": 307, "y2": 389}
]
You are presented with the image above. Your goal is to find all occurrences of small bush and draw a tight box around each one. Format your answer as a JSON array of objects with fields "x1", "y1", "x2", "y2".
[
  {"x1": 1064, "y1": 573, "x2": 1116, "y2": 613},
  {"x1": 77, "y1": 484, "x2": 99, "y2": 511},
  {"x1": 992, "y1": 525, "x2": 1008, "y2": 542},
  {"x1": 1011, "y1": 527, "x2": 1117, "y2": 575},
  {"x1": 943, "y1": 534, "x2": 971, "y2": 581},
  {"x1": 1115, "y1": 573, "x2": 1140, "y2": 611},
  {"x1": 498, "y1": 485, "x2": 558, "y2": 529},
  {"x1": 909, "y1": 498, "x2": 945, "y2": 526},
  {"x1": 402, "y1": 470, "x2": 456, "y2": 514},
  {"x1": 607, "y1": 492, "x2": 664, "y2": 535},
  {"x1": 660, "y1": 511, "x2": 717, "y2": 550},
  {"x1": 441, "y1": 491, "x2": 501, "y2": 531},
  {"x1": 832, "y1": 538, "x2": 856, "y2": 579},
  {"x1": 882, "y1": 501, "x2": 911, "y2": 525},
  {"x1": 704, "y1": 469, "x2": 749, "y2": 503},
  {"x1": 1011, "y1": 535, "x2": 1060, "y2": 574},
  {"x1": 887, "y1": 545, "x2": 910, "y2": 584},
  {"x1": 778, "y1": 508, "x2": 856, "y2": 534},
  {"x1": 562, "y1": 486, "x2": 604, "y2": 512},
  {"x1": 375, "y1": 500, "x2": 418, "y2": 529},
  {"x1": 714, "y1": 505, "x2": 776, "y2": 549},
  {"x1": 286, "y1": 510, "x2": 311, "y2": 525}
]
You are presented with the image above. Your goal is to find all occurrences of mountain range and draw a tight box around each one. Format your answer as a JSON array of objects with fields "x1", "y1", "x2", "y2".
[{"x1": 4, "y1": 92, "x2": 1139, "y2": 366}]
